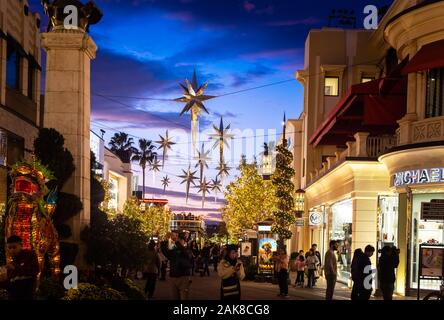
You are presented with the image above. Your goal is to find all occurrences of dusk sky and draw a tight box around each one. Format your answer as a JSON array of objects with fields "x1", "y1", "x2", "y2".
[{"x1": 29, "y1": 0, "x2": 392, "y2": 223}]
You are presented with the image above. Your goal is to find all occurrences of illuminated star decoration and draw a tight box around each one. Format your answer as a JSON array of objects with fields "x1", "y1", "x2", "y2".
[
  {"x1": 194, "y1": 143, "x2": 211, "y2": 183},
  {"x1": 175, "y1": 70, "x2": 215, "y2": 156},
  {"x1": 161, "y1": 175, "x2": 170, "y2": 194},
  {"x1": 178, "y1": 165, "x2": 199, "y2": 203},
  {"x1": 210, "y1": 177, "x2": 222, "y2": 203},
  {"x1": 195, "y1": 177, "x2": 211, "y2": 208},
  {"x1": 216, "y1": 159, "x2": 231, "y2": 189},
  {"x1": 150, "y1": 157, "x2": 161, "y2": 188},
  {"x1": 156, "y1": 130, "x2": 176, "y2": 168},
  {"x1": 208, "y1": 117, "x2": 234, "y2": 164}
]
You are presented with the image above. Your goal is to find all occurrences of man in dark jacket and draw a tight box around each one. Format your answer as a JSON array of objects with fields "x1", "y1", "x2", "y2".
[
  {"x1": 378, "y1": 246, "x2": 400, "y2": 300},
  {"x1": 5, "y1": 235, "x2": 39, "y2": 300},
  {"x1": 161, "y1": 232, "x2": 193, "y2": 300},
  {"x1": 357, "y1": 245, "x2": 375, "y2": 300}
]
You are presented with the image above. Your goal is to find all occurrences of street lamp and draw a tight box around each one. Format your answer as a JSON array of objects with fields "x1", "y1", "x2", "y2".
[
  {"x1": 259, "y1": 143, "x2": 274, "y2": 180},
  {"x1": 295, "y1": 189, "x2": 305, "y2": 218}
]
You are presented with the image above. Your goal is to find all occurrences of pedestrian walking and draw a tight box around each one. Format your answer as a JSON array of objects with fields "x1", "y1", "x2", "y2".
[
  {"x1": 378, "y1": 246, "x2": 399, "y2": 300},
  {"x1": 190, "y1": 240, "x2": 199, "y2": 276},
  {"x1": 356, "y1": 245, "x2": 375, "y2": 300},
  {"x1": 350, "y1": 248, "x2": 364, "y2": 300},
  {"x1": 158, "y1": 249, "x2": 168, "y2": 281},
  {"x1": 160, "y1": 232, "x2": 193, "y2": 300},
  {"x1": 305, "y1": 249, "x2": 319, "y2": 288},
  {"x1": 211, "y1": 244, "x2": 220, "y2": 272},
  {"x1": 295, "y1": 255, "x2": 305, "y2": 287},
  {"x1": 309, "y1": 244, "x2": 321, "y2": 285},
  {"x1": 275, "y1": 249, "x2": 290, "y2": 297},
  {"x1": 324, "y1": 240, "x2": 338, "y2": 300},
  {"x1": 200, "y1": 242, "x2": 211, "y2": 277},
  {"x1": 218, "y1": 244, "x2": 245, "y2": 300},
  {"x1": 143, "y1": 240, "x2": 160, "y2": 299},
  {"x1": 4, "y1": 235, "x2": 39, "y2": 300}
]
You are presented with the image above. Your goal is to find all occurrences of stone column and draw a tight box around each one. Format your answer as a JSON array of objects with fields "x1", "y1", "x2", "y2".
[
  {"x1": 352, "y1": 197, "x2": 378, "y2": 266},
  {"x1": 395, "y1": 193, "x2": 409, "y2": 296},
  {"x1": 42, "y1": 29, "x2": 97, "y2": 268}
]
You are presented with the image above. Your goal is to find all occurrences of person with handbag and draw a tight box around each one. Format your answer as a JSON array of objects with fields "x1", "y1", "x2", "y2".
[{"x1": 305, "y1": 249, "x2": 319, "y2": 288}]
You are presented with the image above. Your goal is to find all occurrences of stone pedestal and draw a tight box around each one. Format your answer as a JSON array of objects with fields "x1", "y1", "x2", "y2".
[{"x1": 42, "y1": 29, "x2": 97, "y2": 268}]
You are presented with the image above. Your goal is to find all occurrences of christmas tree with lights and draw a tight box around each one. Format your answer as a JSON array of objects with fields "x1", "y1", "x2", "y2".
[{"x1": 272, "y1": 115, "x2": 296, "y2": 248}]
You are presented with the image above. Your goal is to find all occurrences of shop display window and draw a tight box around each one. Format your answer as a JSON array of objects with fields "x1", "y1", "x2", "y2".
[
  {"x1": 410, "y1": 193, "x2": 444, "y2": 290},
  {"x1": 108, "y1": 175, "x2": 119, "y2": 210},
  {"x1": 378, "y1": 195, "x2": 399, "y2": 249},
  {"x1": 330, "y1": 199, "x2": 353, "y2": 282}
]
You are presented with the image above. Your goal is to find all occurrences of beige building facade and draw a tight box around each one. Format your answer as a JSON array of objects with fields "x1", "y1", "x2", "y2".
[
  {"x1": 290, "y1": 0, "x2": 444, "y2": 295},
  {"x1": 0, "y1": 0, "x2": 41, "y2": 216}
]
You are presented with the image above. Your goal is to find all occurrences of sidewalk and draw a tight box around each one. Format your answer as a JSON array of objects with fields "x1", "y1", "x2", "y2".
[{"x1": 135, "y1": 271, "x2": 414, "y2": 300}]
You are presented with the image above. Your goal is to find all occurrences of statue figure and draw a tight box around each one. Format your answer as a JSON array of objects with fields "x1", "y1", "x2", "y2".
[
  {"x1": 41, "y1": 0, "x2": 103, "y2": 32},
  {"x1": 4, "y1": 160, "x2": 60, "y2": 283}
]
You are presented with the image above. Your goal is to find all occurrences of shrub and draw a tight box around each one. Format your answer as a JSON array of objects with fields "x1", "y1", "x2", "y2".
[
  {"x1": 36, "y1": 277, "x2": 66, "y2": 300},
  {"x1": 110, "y1": 277, "x2": 146, "y2": 300},
  {"x1": 0, "y1": 289, "x2": 8, "y2": 300},
  {"x1": 62, "y1": 283, "x2": 125, "y2": 300}
]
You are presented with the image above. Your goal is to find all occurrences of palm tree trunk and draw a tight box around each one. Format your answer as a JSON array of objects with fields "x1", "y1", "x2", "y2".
[{"x1": 142, "y1": 167, "x2": 146, "y2": 200}]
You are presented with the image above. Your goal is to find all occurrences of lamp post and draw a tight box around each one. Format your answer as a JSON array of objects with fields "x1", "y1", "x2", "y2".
[
  {"x1": 259, "y1": 143, "x2": 274, "y2": 180},
  {"x1": 294, "y1": 189, "x2": 306, "y2": 219}
]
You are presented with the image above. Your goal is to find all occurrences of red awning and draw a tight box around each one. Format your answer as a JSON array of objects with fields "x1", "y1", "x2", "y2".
[
  {"x1": 309, "y1": 77, "x2": 407, "y2": 147},
  {"x1": 402, "y1": 39, "x2": 444, "y2": 75}
]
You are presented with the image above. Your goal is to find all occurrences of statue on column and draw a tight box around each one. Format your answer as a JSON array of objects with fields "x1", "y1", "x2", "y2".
[
  {"x1": 42, "y1": 0, "x2": 103, "y2": 32},
  {"x1": 4, "y1": 160, "x2": 60, "y2": 283}
]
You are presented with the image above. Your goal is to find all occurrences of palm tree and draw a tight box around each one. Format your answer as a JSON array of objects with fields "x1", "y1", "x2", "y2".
[
  {"x1": 131, "y1": 139, "x2": 157, "y2": 200},
  {"x1": 108, "y1": 132, "x2": 137, "y2": 163}
]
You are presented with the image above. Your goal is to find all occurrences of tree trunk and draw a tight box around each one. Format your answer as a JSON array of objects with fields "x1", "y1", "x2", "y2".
[{"x1": 142, "y1": 166, "x2": 146, "y2": 200}]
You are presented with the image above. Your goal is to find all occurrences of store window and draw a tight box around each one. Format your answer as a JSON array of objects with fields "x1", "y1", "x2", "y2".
[
  {"x1": 425, "y1": 67, "x2": 444, "y2": 118},
  {"x1": 6, "y1": 40, "x2": 21, "y2": 90},
  {"x1": 409, "y1": 193, "x2": 444, "y2": 290},
  {"x1": 378, "y1": 195, "x2": 399, "y2": 250},
  {"x1": 108, "y1": 174, "x2": 119, "y2": 210},
  {"x1": 324, "y1": 77, "x2": 339, "y2": 96},
  {"x1": 330, "y1": 199, "x2": 353, "y2": 283},
  {"x1": 27, "y1": 64, "x2": 35, "y2": 99}
]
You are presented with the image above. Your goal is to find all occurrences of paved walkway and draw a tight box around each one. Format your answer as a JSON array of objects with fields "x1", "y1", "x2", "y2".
[
  {"x1": 136, "y1": 269, "x2": 415, "y2": 300},
  {"x1": 135, "y1": 270, "x2": 353, "y2": 300}
]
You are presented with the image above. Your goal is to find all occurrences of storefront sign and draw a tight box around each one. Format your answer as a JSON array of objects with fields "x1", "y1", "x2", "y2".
[
  {"x1": 393, "y1": 168, "x2": 444, "y2": 187},
  {"x1": 295, "y1": 219, "x2": 304, "y2": 227},
  {"x1": 258, "y1": 225, "x2": 272, "y2": 232},
  {"x1": 421, "y1": 200, "x2": 444, "y2": 221},
  {"x1": 309, "y1": 211, "x2": 323, "y2": 226}
]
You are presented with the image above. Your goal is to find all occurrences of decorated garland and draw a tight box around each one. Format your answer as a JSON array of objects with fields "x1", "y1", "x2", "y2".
[{"x1": 271, "y1": 140, "x2": 296, "y2": 246}]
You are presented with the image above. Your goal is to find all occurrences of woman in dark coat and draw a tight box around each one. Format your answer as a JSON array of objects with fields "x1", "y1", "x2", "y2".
[{"x1": 378, "y1": 246, "x2": 400, "y2": 300}]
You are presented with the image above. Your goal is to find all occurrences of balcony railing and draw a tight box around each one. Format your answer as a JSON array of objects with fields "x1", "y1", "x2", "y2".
[{"x1": 308, "y1": 132, "x2": 397, "y2": 184}]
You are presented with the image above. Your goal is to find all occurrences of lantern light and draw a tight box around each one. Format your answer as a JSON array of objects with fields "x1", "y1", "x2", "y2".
[{"x1": 295, "y1": 189, "x2": 305, "y2": 218}]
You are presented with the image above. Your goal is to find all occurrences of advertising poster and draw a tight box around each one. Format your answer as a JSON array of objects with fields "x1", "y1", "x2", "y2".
[
  {"x1": 420, "y1": 246, "x2": 444, "y2": 278},
  {"x1": 258, "y1": 238, "x2": 277, "y2": 274},
  {"x1": 241, "y1": 242, "x2": 252, "y2": 256}
]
